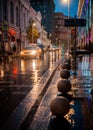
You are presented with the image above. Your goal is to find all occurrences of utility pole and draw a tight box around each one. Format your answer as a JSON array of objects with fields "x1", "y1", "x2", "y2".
[
  {"x1": 73, "y1": 15, "x2": 77, "y2": 70},
  {"x1": 19, "y1": 0, "x2": 21, "y2": 51}
]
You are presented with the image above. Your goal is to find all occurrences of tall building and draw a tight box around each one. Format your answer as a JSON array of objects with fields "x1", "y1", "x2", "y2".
[
  {"x1": 0, "y1": 0, "x2": 8, "y2": 51},
  {"x1": 77, "y1": 0, "x2": 92, "y2": 50},
  {"x1": 91, "y1": 0, "x2": 93, "y2": 45},
  {"x1": 53, "y1": 12, "x2": 71, "y2": 51},
  {"x1": 0, "y1": 0, "x2": 51, "y2": 53},
  {"x1": 0, "y1": 0, "x2": 30, "y2": 52},
  {"x1": 29, "y1": 0, "x2": 55, "y2": 35}
]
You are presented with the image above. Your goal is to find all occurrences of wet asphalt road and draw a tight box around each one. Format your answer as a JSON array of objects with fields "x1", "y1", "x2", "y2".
[
  {"x1": 0, "y1": 51, "x2": 61, "y2": 129},
  {"x1": 1, "y1": 52, "x2": 93, "y2": 130}
]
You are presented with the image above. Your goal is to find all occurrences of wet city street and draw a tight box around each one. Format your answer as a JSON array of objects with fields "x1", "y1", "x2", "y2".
[
  {"x1": 0, "y1": 0, "x2": 92, "y2": 130},
  {"x1": 0, "y1": 51, "x2": 93, "y2": 130},
  {"x1": 0, "y1": 50, "x2": 61, "y2": 130}
]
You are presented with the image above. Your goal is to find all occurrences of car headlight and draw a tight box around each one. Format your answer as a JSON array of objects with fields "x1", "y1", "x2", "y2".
[
  {"x1": 31, "y1": 50, "x2": 36, "y2": 55},
  {"x1": 20, "y1": 51, "x2": 24, "y2": 54}
]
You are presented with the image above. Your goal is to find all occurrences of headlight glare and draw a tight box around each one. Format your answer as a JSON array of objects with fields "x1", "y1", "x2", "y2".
[
  {"x1": 31, "y1": 50, "x2": 36, "y2": 55},
  {"x1": 20, "y1": 51, "x2": 24, "y2": 54}
]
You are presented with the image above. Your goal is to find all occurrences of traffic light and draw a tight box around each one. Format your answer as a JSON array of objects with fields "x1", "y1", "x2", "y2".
[{"x1": 71, "y1": 29, "x2": 75, "y2": 35}]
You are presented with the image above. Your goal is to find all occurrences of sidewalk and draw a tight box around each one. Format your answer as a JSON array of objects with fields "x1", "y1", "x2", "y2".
[
  {"x1": 28, "y1": 56, "x2": 93, "y2": 130},
  {"x1": 28, "y1": 68, "x2": 60, "y2": 130}
]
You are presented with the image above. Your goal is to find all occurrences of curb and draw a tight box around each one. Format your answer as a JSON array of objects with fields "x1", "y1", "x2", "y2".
[{"x1": 28, "y1": 69, "x2": 61, "y2": 130}]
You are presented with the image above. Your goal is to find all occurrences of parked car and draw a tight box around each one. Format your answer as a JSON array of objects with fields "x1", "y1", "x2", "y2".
[
  {"x1": 49, "y1": 45, "x2": 59, "y2": 51},
  {"x1": 19, "y1": 44, "x2": 42, "y2": 59},
  {"x1": 37, "y1": 43, "x2": 44, "y2": 52}
]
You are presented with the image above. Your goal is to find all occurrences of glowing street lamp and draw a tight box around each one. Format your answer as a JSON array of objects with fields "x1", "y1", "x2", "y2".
[
  {"x1": 62, "y1": 0, "x2": 70, "y2": 56},
  {"x1": 32, "y1": 22, "x2": 36, "y2": 43},
  {"x1": 62, "y1": 0, "x2": 69, "y2": 18}
]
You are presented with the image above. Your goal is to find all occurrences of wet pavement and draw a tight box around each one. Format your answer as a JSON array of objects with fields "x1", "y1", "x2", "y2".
[
  {"x1": 0, "y1": 51, "x2": 61, "y2": 130},
  {"x1": 1, "y1": 53, "x2": 93, "y2": 130},
  {"x1": 28, "y1": 54, "x2": 93, "y2": 130}
]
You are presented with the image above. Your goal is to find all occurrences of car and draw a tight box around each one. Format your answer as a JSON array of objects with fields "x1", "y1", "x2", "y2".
[
  {"x1": 19, "y1": 44, "x2": 42, "y2": 59},
  {"x1": 37, "y1": 43, "x2": 44, "y2": 52},
  {"x1": 49, "y1": 45, "x2": 59, "y2": 51}
]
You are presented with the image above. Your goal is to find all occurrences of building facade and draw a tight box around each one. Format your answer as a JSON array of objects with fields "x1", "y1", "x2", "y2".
[
  {"x1": 53, "y1": 12, "x2": 71, "y2": 52},
  {"x1": 77, "y1": 0, "x2": 92, "y2": 50},
  {"x1": 0, "y1": 0, "x2": 50, "y2": 54},
  {"x1": 0, "y1": 0, "x2": 31, "y2": 53},
  {"x1": 29, "y1": 6, "x2": 50, "y2": 47}
]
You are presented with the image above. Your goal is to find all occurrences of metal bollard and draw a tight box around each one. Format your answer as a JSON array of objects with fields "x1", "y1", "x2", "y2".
[
  {"x1": 57, "y1": 79, "x2": 72, "y2": 94},
  {"x1": 60, "y1": 69, "x2": 70, "y2": 79},
  {"x1": 50, "y1": 96, "x2": 70, "y2": 117}
]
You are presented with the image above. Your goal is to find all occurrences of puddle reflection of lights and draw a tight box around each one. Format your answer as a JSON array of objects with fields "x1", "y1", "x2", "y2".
[
  {"x1": 65, "y1": 100, "x2": 75, "y2": 126},
  {"x1": 32, "y1": 60, "x2": 36, "y2": 70},
  {"x1": 34, "y1": 71, "x2": 38, "y2": 83},
  {"x1": 0, "y1": 70, "x2": 4, "y2": 78},
  {"x1": 13, "y1": 68, "x2": 18, "y2": 75},
  {"x1": 50, "y1": 51, "x2": 55, "y2": 61},
  {"x1": 21, "y1": 60, "x2": 25, "y2": 72},
  {"x1": 65, "y1": 51, "x2": 69, "y2": 58},
  {"x1": 69, "y1": 108, "x2": 75, "y2": 115},
  {"x1": 32, "y1": 60, "x2": 38, "y2": 83}
]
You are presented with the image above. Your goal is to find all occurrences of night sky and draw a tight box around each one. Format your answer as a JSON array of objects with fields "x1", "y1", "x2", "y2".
[{"x1": 54, "y1": 0, "x2": 79, "y2": 18}]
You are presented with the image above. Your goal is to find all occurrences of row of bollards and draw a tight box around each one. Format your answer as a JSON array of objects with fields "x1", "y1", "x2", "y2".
[{"x1": 49, "y1": 58, "x2": 72, "y2": 129}]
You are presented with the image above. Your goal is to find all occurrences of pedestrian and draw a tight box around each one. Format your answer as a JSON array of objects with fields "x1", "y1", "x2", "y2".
[
  {"x1": 13, "y1": 45, "x2": 16, "y2": 57},
  {"x1": 13, "y1": 45, "x2": 16, "y2": 52}
]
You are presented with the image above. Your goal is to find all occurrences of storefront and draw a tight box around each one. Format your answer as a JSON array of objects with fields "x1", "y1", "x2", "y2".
[{"x1": 8, "y1": 27, "x2": 22, "y2": 53}]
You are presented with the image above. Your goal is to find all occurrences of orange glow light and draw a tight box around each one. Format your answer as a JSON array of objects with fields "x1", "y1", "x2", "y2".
[{"x1": 9, "y1": 28, "x2": 16, "y2": 36}]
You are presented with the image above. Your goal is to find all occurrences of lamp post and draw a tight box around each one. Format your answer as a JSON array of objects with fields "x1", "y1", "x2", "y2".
[
  {"x1": 32, "y1": 22, "x2": 36, "y2": 43},
  {"x1": 56, "y1": 38, "x2": 58, "y2": 46},
  {"x1": 63, "y1": 0, "x2": 70, "y2": 57},
  {"x1": 68, "y1": 0, "x2": 70, "y2": 55}
]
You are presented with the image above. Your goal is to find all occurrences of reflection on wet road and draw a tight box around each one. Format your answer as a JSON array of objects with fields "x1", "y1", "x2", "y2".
[
  {"x1": 66, "y1": 54, "x2": 93, "y2": 130},
  {"x1": 0, "y1": 51, "x2": 61, "y2": 129},
  {"x1": 71, "y1": 54, "x2": 93, "y2": 98}
]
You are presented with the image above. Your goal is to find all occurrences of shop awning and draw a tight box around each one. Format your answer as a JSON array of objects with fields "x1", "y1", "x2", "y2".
[{"x1": 9, "y1": 28, "x2": 16, "y2": 36}]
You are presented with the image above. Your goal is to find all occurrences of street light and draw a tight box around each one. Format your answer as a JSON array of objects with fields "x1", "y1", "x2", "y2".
[
  {"x1": 63, "y1": 0, "x2": 69, "y2": 18},
  {"x1": 56, "y1": 37, "x2": 58, "y2": 46},
  {"x1": 32, "y1": 22, "x2": 36, "y2": 43},
  {"x1": 62, "y1": 0, "x2": 70, "y2": 56}
]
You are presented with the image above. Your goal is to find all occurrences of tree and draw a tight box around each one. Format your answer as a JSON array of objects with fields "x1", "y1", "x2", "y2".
[{"x1": 26, "y1": 19, "x2": 39, "y2": 43}]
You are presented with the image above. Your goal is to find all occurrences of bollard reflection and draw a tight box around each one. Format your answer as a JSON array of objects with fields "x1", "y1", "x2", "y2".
[
  {"x1": 0, "y1": 62, "x2": 4, "y2": 78},
  {"x1": 58, "y1": 93, "x2": 73, "y2": 102},
  {"x1": 0, "y1": 69, "x2": 4, "y2": 78},
  {"x1": 48, "y1": 116, "x2": 71, "y2": 130}
]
